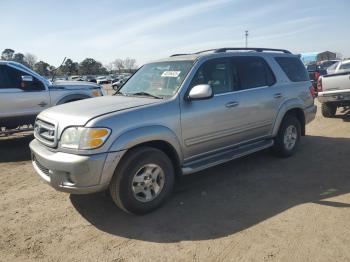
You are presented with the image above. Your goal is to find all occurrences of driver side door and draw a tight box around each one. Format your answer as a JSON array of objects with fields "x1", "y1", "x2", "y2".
[
  {"x1": 180, "y1": 58, "x2": 240, "y2": 160},
  {"x1": 0, "y1": 64, "x2": 50, "y2": 121}
]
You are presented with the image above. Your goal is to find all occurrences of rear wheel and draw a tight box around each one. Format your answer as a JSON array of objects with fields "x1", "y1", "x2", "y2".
[
  {"x1": 321, "y1": 103, "x2": 337, "y2": 118},
  {"x1": 272, "y1": 115, "x2": 301, "y2": 158},
  {"x1": 109, "y1": 147, "x2": 175, "y2": 214}
]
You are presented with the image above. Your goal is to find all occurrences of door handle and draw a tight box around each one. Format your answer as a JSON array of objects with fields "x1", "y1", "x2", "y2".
[
  {"x1": 225, "y1": 101, "x2": 239, "y2": 108},
  {"x1": 38, "y1": 101, "x2": 48, "y2": 107},
  {"x1": 273, "y1": 93, "x2": 283, "y2": 99}
]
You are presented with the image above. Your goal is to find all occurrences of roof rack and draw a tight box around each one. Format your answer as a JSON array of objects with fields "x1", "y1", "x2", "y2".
[
  {"x1": 214, "y1": 47, "x2": 292, "y2": 54},
  {"x1": 170, "y1": 53, "x2": 190, "y2": 57},
  {"x1": 170, "y1": 47, "x2": 291, "y2": 57}
]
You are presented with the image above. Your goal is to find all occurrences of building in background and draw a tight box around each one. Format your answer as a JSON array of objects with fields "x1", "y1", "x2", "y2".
[{"x1": 301, "y1": 51, "x2": 337, "y2": 65}]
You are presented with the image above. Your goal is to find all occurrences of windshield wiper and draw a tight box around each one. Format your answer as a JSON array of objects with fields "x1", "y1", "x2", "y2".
[{"x1": 130, "y1": 92, "x2": 163, "y2": 99}]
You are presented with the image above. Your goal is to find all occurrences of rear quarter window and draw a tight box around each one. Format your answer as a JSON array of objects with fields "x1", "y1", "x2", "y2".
[{"x1": 275, "y1": 57, "x2": 309, "y2": 82}]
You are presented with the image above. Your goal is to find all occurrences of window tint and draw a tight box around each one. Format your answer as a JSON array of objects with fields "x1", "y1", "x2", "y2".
[
  {"x1": 275, "y1": 57, "x2": 309, "y2": 82},
  {"x1": 340, "y1": 63, "x2": 350, "y2": 70},
  {"x1": 231, "y1": 56, "x2": 275, "y2": 90},
  {"x1": 0, "y1": 65, "x2": 11, "y2": 89},
  {"x1": 0, "y1": 65, "x2": 44, "y2": 90},
  {"x1": 190, "y1": 59, "x2": 231, "y2": 94}
]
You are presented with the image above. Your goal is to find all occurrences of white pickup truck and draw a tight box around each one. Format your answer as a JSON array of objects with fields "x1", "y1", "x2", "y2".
[
  {"x1": 0, "y1": 61, "x2": 106, "y2": 134},
  {"x1": 317, "y1": 60, "x2": 350, "y2": 117}
]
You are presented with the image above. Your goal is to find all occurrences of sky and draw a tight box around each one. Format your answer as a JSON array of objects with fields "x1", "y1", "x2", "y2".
[{"x1": 1, "y1": 0, "x2": 349, "y2": 67}]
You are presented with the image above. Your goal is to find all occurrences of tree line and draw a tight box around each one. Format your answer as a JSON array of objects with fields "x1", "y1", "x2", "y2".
[{"x1": 1, "y1": 48, "x2": 138, "y2": 77}]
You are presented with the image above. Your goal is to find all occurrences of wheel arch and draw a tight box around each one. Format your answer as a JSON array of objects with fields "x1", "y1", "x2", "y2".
[
  {"x1": 109, "y1": 126, "x2": 183, "y2": 175},
  {"x1": 272, "y1": 99, "x2": 306, "y2": 137}
]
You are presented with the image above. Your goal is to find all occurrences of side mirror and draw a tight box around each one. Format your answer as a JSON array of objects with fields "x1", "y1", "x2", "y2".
[
  {"x1": 21, "y1": 75, "x2": 33, "y2": 82},
  {"x1": 20, "y1": 75, "x2": 34, "y2": 89},
  {"x1": 188, "y1": 84, "x2": 213, "y2": 101}
]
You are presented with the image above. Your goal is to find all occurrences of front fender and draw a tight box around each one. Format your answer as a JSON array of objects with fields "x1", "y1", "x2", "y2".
[
  {"x1": 108, "y1": 125, "x2": 183, "y2": 163},
  {"x1": 56, "y1": 94, "x2": 91, "y2": 105},
  {"x1": 272, "y1": 98, "x2": 305, "y2": 137}
]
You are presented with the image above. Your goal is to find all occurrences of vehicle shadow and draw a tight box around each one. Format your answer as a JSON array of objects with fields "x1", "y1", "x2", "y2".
[
  {"x1": 0, "y1": 134, "x2": 33, "y2": 162},
  {"x1": 71, "y1": 135, "x2": 349, "y2": 243},
  {"x1": 336, "y1": 107, "x2": 350, "y2": 122}
]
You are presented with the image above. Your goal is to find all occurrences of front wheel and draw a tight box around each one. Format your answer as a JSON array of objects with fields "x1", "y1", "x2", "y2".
[
  {"x1": 109, "y1": 147, "x2": 175, "y2": 214},
  {"x1": 272, "y1": 115, "x2": 301, "y2": 158}
]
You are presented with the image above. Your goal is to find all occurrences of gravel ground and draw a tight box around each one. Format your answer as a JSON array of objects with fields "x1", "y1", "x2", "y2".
[{"x1": 0, "y1": 100, "x2": 350, "y2": 262}]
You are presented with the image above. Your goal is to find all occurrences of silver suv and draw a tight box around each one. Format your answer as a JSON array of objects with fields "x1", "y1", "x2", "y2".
[{"x1": 30, "y1": 48, "x2": 317, "y2": 214}]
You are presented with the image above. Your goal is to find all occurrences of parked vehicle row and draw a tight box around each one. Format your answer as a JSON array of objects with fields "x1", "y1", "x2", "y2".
[
  {"x1": 30, "y1": 47, "x2": 316, "y2": 214},
  {"x1": 112, "y1": 75, "x2": 131, "y2": 90},
  {"x1": 307, "y1": 60, "x2": 340, "y2": 89},
  {"x1": 0, "y1": 61, "x2": 106, "y2": 134}
]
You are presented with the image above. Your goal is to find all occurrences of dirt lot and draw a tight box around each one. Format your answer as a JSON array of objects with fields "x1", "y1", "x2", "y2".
[{"x1": 0, "y1": 102, "x2": 350, "y2": 262}]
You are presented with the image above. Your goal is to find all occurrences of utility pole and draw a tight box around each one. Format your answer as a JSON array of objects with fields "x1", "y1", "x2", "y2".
[{"x1": 245, "y1": 30, "x2": 249, "y2": 48}]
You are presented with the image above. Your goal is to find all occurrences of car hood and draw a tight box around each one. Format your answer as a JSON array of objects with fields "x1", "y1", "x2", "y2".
[
  {"x1": 37, "y1": 95, "x2": 158, "y2": 134},
  {"x1": 50, "y1": 81, "x2": 100, "y2": 90}
]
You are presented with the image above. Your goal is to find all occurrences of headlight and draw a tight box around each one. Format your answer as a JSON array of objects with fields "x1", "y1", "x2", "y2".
[
  {"x1": 60, "y1": 127, "x2": 111, "y2": 150},
  {"x1": 91, "y1": 89, "x2": 102, "y2": 97}
]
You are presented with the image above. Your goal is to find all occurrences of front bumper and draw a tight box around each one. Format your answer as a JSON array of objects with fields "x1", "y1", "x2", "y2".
[
  {"x1": 304, "y1": 104, "x2": 317, "y2": 124},
  {"x1": 30, "y1": 139, "x2": 125, "y2": 194}
]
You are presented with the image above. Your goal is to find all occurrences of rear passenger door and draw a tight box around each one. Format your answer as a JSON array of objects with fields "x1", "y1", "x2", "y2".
[{"x1": 229, "y1": 56, "x2": 284, "y2": 141}]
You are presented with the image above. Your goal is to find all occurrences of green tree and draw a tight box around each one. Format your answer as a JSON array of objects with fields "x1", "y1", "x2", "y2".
[
  {"x1": 60, "y1": 58, "x2": 79, "y2": 76},
  {"x1": 34, "y1": 61, "x2": 51, "y2": 76},
  {"x1": 78, "y1": 58, "x2": 107, "y2": 75},
  {"x1": 12, "y1": 53, "x2": 28, "y2": 66},
  {"x1": 1, "y1": 48, "x2": 15, "y2": 60}
]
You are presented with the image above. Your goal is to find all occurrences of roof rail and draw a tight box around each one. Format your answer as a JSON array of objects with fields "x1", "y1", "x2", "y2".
[
  {"x1": 170, "y1": 53, "x2": 191, "y2": 57},
  {"x1": 170, "y1": 47, "x2": 292, "y2": 57},
  {"x1": 214, "y1": 47, "x2": 292, "y2": 54}
]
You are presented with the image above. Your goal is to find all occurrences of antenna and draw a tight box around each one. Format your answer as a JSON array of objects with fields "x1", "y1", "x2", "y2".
[
  {"x1": 245, "y1": 30, "x2": 249, "y2": 48},
  {"x1": 51, "y1": 57, "x2": 66, "y2": 82}
]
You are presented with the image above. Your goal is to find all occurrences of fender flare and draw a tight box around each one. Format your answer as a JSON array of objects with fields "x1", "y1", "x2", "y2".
[
  {"x1": 109, "y1": 125, "x2": 183, "y2": 163},
  {"x1": 272, "y1": 98, "x2": 305, "y2": 137},
  {"x1": 56, "y1": 94, "x2": 91, "y2": 105}
]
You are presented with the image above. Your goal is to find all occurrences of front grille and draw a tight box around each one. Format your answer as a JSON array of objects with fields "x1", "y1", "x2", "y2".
[
  {"x1": 33, "y1": 156, "x2": 50, "y2": 175},
  {"x1": 34, "y1": 118, "x2": 57, "y2": 147}
]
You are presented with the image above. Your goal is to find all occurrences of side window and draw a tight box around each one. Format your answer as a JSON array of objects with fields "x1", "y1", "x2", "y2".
[
  {"x1": 190, "y1": 59, "x2": 231, "y2": 95},
  {"x1": 232, "y1": 56, "x2": 276, "y2": 91},
  {"x1": 340, "y1": 63, "x2": 350, "y2": 70},
  {"x1": 2, "y1": 65, "x2": 45, "y2": 91},
  {"x1": 0, "y1": 65, "x2": 13, "y2": 89},
  {"x1": 275, "y1": 57, "x2": 309, "y2": 82}
]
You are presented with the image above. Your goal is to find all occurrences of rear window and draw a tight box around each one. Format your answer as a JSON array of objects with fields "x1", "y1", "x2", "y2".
[{"x1": 276, "y1": 57, "x2": 309, "y2": 82}]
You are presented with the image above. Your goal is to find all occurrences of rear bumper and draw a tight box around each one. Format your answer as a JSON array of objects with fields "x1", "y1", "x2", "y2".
[
  {"x1": 30, "y1": 139, "x2": 125, "y2": 194},
  {"x1": 317, "y1": 89, "x2": 350, "y2": 104},
  {"x1": 304, "y1": 104, "x2": 317, "y2": 124}
]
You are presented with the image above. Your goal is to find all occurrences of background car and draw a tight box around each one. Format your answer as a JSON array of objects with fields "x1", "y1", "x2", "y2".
[{"x1": 96, "y1": 76, "x2": 111, "y2": 85}]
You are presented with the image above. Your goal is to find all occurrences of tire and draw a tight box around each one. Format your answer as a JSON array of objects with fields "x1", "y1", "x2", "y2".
[
  {"x1": 109, "y1": 147, "x2": 175, "y2": 214},
  {"x1": 321, "y1": 103, "x2": 337, "y2": 118},
  {"x1": 272, "y1": 115, "x2": 301, "y2": 158}
]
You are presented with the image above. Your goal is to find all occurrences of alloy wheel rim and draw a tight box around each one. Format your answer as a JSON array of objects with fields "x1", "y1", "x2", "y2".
[
  {"x1": 283, "y1": 125, "x2": 297, "y2": 150},
  {"x1": 131, "y1": 164, "x2": 165, "y2": 203}
]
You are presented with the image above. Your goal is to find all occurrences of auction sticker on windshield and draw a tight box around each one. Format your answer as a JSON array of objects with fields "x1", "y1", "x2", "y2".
[{"x1": 161, "y1": 71, "x2": 181, "y2": 77}]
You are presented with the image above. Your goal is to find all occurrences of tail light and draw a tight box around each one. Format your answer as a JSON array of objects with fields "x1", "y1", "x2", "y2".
[
  {"x1": 317, "y1": 77, "x2": 323, "y2": 92},
  {"x1": 309, "y1": 85, "x2": 316, "y2": 99},
  {"x1": 315, "y1": 71, "x2": 321, "y2": 81}
]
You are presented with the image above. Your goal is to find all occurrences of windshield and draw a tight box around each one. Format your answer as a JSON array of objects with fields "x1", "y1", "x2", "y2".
[
  {"x1": 119, "y1": 60, "x2": 194, "y2": 98},
  {"x1": 327, "y1": 61, "x2": 340, "y2": 72}
]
